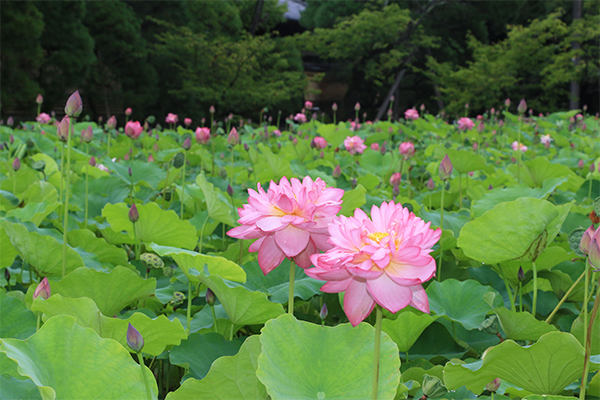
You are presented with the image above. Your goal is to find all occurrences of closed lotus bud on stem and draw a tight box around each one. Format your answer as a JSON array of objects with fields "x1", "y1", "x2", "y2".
[
  {"x1": 486, "y1": 378, "x2": 501, "y2": 393},
  {"x1": 126, "y1": 323, "x2": 144, "y2": 352},
  {"x1": 589, "y1": 238, "x2": 600, "y2": 270},
  {"x1": 82, "y1": 126, "x2": 93, "y2": 143},
  {"x1": 64, "y1": 91, "x2": 83, "y2": 118},
  {"x1": 518, "y1": 266, "x2": 525, "y2": 282},
  {"x1": 36, "y1": 94, "x2": 43, "y2": 104},
  {"x1": 9, "y1": 134, "x2": 14, "y2": 144},
  {"x1": 12, "y1": 157, "x2": 20, "y2": 172},
  {"x1": 332, "y1": 165, "x2": 341, "y2": 178},
  {"x1": 228, "y1": 127, "x2": 239, "y2": 145},
  {"x1": 227, "y1": 184, "x2": 233, "y2": 197},
  {"x1": 182, "y1": 137, "x2": 191, "y2": 150},
  {"x1": 427, "y1": 178, "x2": 435, "y2": 191},
  {"x1": 4, "y1": 268, "x2": 10, "y2": 282},
  {"x1": 210, "y1": 105, "x2": 215, "y2": 114},
  {"x1": 107, "y1": 115, "x2": 117, "y2": 130},
  {"x1": 34, "y1": 277, "x2": 51, "y2": 300},
  {"x1": 129, "y1": 203, "x2": 139, "y2": 223},
  {"x1": 57, "y1": 117, "x2": 70, "y2": 142},
  {"x1": 125, "y1": 108, "x2": 132, "y2": 116},
  {"x1": 320, "y1": 303, "x2": 328, "y2": 320},
  {"x1": 518, "y1": 99, "x2": 527, "y2": 114},
  {"x1": 354, "y1": 102, "x2": 361, "y2": 111},
  {"x1": 505, "y1": 98, "x2": 511, "y2": 108},
  {"x1": 579, "y1": 159, "x2": 584, "y2": 169},
  {"x1": 393, "y1": 183, "x2": 400, "y2": 197},
  {"x1": 332, "y1": 103, "x2": 338, "y2": 111},
  {"x1": 7, "y1": 117, "x2": 14, "y2": 126},
  {"x1": 184, "y1": 118, "x2": 192, "y2": 127},
  {"x1": 206, "y1": 288, "x2": 216, "y2": 306},
  {"x1": 128, "y1": 167, "x2": 132, "y2": 177},
  {"x1": 439, "y1": 155, "x2": 453, "y2": 180},
  {"x1": 89, "y1": 156, "x2": 96, "y2": 167}
]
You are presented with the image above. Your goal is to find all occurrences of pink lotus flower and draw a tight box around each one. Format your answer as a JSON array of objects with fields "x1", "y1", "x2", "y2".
[
  {"x1": 294, "y1": 113, "x2": 307, "y2": 123},
  {"x1": 166, "y1": 113, "x2": 178, "y2": 125},
  {"x1": 399, "y1": 142, "x2": 415, "y2": 158},
  {"x1": 344, "y1": 136, "x2": 367, "y2": 155},
  {"x1": 404, "y1": 109, "x2": 419, "y2": 120},
  {"x1": 312, "y1": 137, "x2": 327, "y2": 149},
  {"x1": 580, "y1": 225, "x2": 596, "y2": 255},
  {"x1": 125, "y1": 121, "x2": 143, "y2": 139},
  {"x1": 228, "y1": 127, "x2": 239, "y2": 145},
  {"x1": 511, "y1": 141, "x2": 527, "y2": 152},
  {"x1": 350, "y1": 121, "x2": 361, "y2": 131},
  {"x1": 195, "y1": 127, "x2": 211, "y2": 144},
  {"x1": 184, "y1": 118, "x2": 192, "y2": 127},
  {"x1": 306, "y1": 201, "x2": 441, "y2": 326},
  {"x1": 371, "y1": 143, "x2": 380, "y2": 151},
  {"x1": 36, "y1": 113, "x2": 51, "y2": 124},
  {"x1": 540, "y1": 134, "x2": 553, "y2": 148},
  {"x1": 389, "y1": 172, "x2": 401, "y2": 186},
  {"x1": 106, "y1": 115, "x2": 117, "y2": 130},
  {"x1": 457, "y1": 117, "x2": 474, "y2": 131},
  {"x1": 273, "y1": 129, "x2": 282, "y2": 137},
  {"x1": 34, "y1": 277, "x2": 51, "y2": 300},
  {"x1": 227, "y1": 176, "x2": 344, "y2": 274}
]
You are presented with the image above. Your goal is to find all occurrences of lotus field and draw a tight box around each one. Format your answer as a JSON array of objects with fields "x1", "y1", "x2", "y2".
[{"x1": 2, "y1": 92, "x2": 600, "y2": 400}]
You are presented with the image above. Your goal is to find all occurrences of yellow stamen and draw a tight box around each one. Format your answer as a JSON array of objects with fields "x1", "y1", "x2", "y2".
[{"x1": 367, "y1": 232, "x2": 389, "y2": 243}]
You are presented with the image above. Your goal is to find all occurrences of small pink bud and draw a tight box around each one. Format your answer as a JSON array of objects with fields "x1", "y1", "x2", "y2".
[
  {"x1": 486, "y1": 378, "x2": 501, "y2": 393},
  {"x1": 420, "y1": 103, "x2": 425, "y2": 112},
  {"x1": 106, "y1": 115, "x2": 117, "y2": 130},
  {"x1": 65, "y1": 91, "x2": 83, "y2": 118},
  {"x1": 206, "y1": 288, "x2": 216, "y2": 306},
  {"x1": 89, "y1": 156, "x2": 97, "y2": 167},
  {"x1": 228, "y1": 127, "x2": 239, "y2": 145},
  {"x1": 589, "y1": 238, "x2": 600, "y2": 270},
  {"x1": 81, "y1": 126, "x2": 93, "y2": 143},
  {"x1": 578, "y1": 159, "x2": 584, "y2": 169},
  {"x1": 354, "y1": 102, "x2": 361, "y2": 111},
  {"x1": 125, "y1": 108, "x2": 132, "y2": 116},
  {"x1": 473, "y1": 143, "x2": 478, "y2": 151},
  {"x1": 9, "y1": 134, "x2": 14, "y2": 144},
  {"x1": 468, "y1": 171, "x2": 474, "y2": 177},
  {"x1": 439, "y1": 155, "x2": 453, "y2": 180},
  {"x1": 392, "y1": 183, "x2": 400, "y2": 197},
  {"x1": 182, "y1": 137, "x2": 191, "y2": 150},
  {"x1": 209, "y1": 105, "x2": 215, "y2": 114},
  {"x1": 126, "y1": 323, "x2": 144, "y2": 352},
  {"x1": 57, "y1": 117, "x2": 70, "y2": 142},
  {"x1": 505, "y1": 98, "x2": 511, "y2": 108},
  {"x1": 12, "y1": 157, "x2": 20, "y2": 172},
  {"x1": 184, "y1": 118, "x2": 192, "y2": 126},
  {"x1": 129, "y1": 204, "x2": 139, "y2": 223},
  {"x1": 426, "y1": 178, "x2": 435, "y2": 191},
  {"x1": 7, "y1": 117, "x2": 13, "y2": 126},
  {"x1": 332, "y1": 103, "x2": 338, "y2": 111},
  {"x1": 518, "y1": 267, "x2": 525, "y2": 282},
  {"x1": 148, "y1": 154, "x2": 154, "y2": 162},
  {"x1": 36, "y1": 94, "x2": 43, "y2": 104},
  {"x1": 517, "y1": 99, "x2": 527, "y2": 114},
  {"x1": 332, "y1": 165, "x2": 341, "y2": 178},
  {"x1": 371, "y1": 143, "x2": 379, "y2": 151},
  {"x1": 389, "y1": 172, "x2": 402, "y2": 186},
  {"x1": 34, "y1": 277, "x2": 51, "y2": 300},
  {"x1": 320, "y1": 303, "x2": 328, "y2": 320}
]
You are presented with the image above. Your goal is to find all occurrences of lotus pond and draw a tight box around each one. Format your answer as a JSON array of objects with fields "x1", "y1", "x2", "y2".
[{"x1": 1, "y1": 96, "x2": 600, "y2": 400}]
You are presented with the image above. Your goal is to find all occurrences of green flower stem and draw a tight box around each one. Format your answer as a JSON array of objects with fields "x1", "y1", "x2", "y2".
[
  {"x1": 229, "y1": 324, "x2": 234, "y2": 341},
  {"x1": 371, "y1": 305, "x2": 383, "y2": 400},
  {"x1": 459, "y1": 173, "x2": 463, "y2": 209},
  {"x1": 61, "y1": 120, "x2": 74, "y2": 278},
  {"x1": 583, "y1": 259, "x2": 590, "y2": 363},
  {"x1": 211, "y1": 142, "x2": 216, "y2": 176},
  {"x1": 186, "y1": 280, "x2": 193, "y2": 334},
  {"x1": 499, "y1": 267, "x2": 516, "y2": 312},
  {"x1": 288, "y1": 260, "x2": 296, "y2": 315},
  {"x1": 230, "y1": 145, "x2": 234, "y2": 186},
  {"x1": 106, "y1": 130, "x2": 111, "y2": 157},
  {"x1": 546, "y1": 268, "x2": 587, "y2": 324},
  {"x1": 333, "y1": 111, "x2": 336, "y2": 125},
  {"x1": 180, "y1": 151, "x2": 187, "y2": 220},
  {"x1": 12, "y1": 171, "x2": 16, "y2": 196},
  {"x1": 36, "y1": 311, "x2": 41, "y2": 332},
  {"x1": 162, "y1": 161, "x2": 172, "y2": 210},
  {"x1": 438, "y1": 183, "x2": 445, "y2": 282},
  {"x1": 84, "y1": 144, "x2": 89, "y2": 229},
  {"x1": 211, "y1": 304, "x2": 218, "y2": 333},
  {"x1": 581, "y1": 274, "x2": 600, "y2": 400},
  {"x1": 137, "y1": 351, "x2": 153, "y2": 400},
  {"x1": 517, "y1": 117, "x2": 522, "y2": 184},
  {"x1": 133, "y1": 221, "x2": 140, "y2": 261},
  {"x1": 59, "y1": 143, "x2": 65, "y2": 208},
  {"x1": 532, "y1": 260, "x2": 538, "y2": 316},
  {"x1": 518, "y1": 281, "x2": 523, "y2": 313}
]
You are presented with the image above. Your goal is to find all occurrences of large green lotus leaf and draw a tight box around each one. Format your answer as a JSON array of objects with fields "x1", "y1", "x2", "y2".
[
  {"x1": 2, "y1": 220, "x2": 83, "y2": 277},
  {"x1": 169, "y1": 332, "x2": 242, "y2": 380},
  {"x1": 457, "y1": 198, "x2": 571, "y2": 264},
  {"x1": 471, "y1": 177, "x2": 567, "y2": 219},
  {"x1": 522, "y1": 396, "x2": 578, "y2": 400},
  {"x1": 254, "y1": 143, "x2": 295, "y2": 183},
  {"x1": 32, "y1": 295, "x2": 186, "y2": 356},
  {"x1": 427, "y1": 279, "x2": 501, "y2": 330},
  {"x1": 507, "y1": 157, "x2": 584, "y2": 192},
  {"x1": 0, "y1": 168, "x2": 40, "y2": 198},
  {"x1": 5, "y1": 201, "x2": 60, "y2": 227},
  {"x1": 47, "y1": 266, "x2": 155, "y2": 316},
  {"x1": 150, "y1": 244, "x2": 246, "y2": 284},
  {"x1": 0, "y1": 375, "x2": 42, "y2": 400},
  {"x1": 196, "y1": 174, "x2": 237, "y2": 226},
  {"x1": 381, "y1": 309, "x2": 437, "y2": 352},
  {"x1": 31, "y1": 154, "x2": 59, "y2": 177},
  {"x1": 443, "y1": 332, "x2": 589, "y2": 395},
  {"x1": 0, "y1": 291, "x2": 36, "y2": 339},
  {"x1": 201, "y1": 274, "x2": 284, "y2": 326},
  {"x1": 419, "y1": 209, "x2": 470, "y2": 238},
  {"x1": 102, "y1": 202, "x2": 197, "y2": 250},
  {"x1": 0, "y1": 316, "x2": 158, "y2": 400},
  {"x1": 67, "y1": 229, "x2": 128, "y2": 267},
  {"x1": 165, "y1": 335, "x2": 266, "y2": 400},
  {"x1": 571, "y1": 315, "x2": 600, "y2": 355},
  {"x1": 0, "y1": 227, "x2": 18, "y2": 268},
  {"x1": 441, "y1": 148, "x2": 489, "y2": 174},
  {"x1": 339, "y1": 184, "x2": 367, "y2": 216},
  {"x1": 435, "y1": 317, "x2": 500, "y2": 355},
  {"x1": 257, "y1": 314, "x2": 400, "y2": 400},
  {"x1": 103, "y1": 159, "x2": 167, "y2": 189},
  {"x1": 317, "y1": 123, "x2": 351, "y2": 148},
  {"x1": 493, "y1": 308, "x2": 557, "y2": 341}
]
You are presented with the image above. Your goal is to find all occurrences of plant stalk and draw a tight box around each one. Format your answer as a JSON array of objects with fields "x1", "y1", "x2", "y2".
[
  {"x1": 532, "y1": 260, "x2": 538, "y2": 316},
  {"x1": 211, "y1": 304, "x2": 218, "y2": 333},
  {"x1": 580, "y1": 274, "x2": 600, "y2": 400},
  {"x1": 288, "y1": 260, "x2": 296, "y2": 315},
  {"x1": 84, "y1": 143, "x2": 89, "y2": 229},
  {"x1": 186, "y1": 280, "x2": 193, "y2": 334},
  {"x1": 546, "y1": 268, "x2": 587, "y2": 324},
  {"x1": 137, "y1": 352, "x2": 153, "y2": 400},
  {"x1": 438, "y1": 183, "x2": 445, "y2": 281},
  {"x1": 180, "y1": 151, "x2": 187, "y2": 220},
  {"x1": 61, "y1": 119, "x2": 74, "y2": 278},
  {"x1": 371, "y1": 305, "x2": 383, "y2": 400}
]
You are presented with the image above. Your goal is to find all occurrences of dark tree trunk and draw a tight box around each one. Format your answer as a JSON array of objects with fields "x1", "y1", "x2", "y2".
[{"x1": 570, "y1": 0, "x2": 582, "y2": 110}]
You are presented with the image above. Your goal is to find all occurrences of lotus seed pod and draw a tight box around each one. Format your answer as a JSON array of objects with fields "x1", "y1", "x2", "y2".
[
  {"x1": 173, "y1": 152, "x2": 185, "y2": 168},
  {"x1": 140, "y1": 253, "x2": 164, "y2": 269}
]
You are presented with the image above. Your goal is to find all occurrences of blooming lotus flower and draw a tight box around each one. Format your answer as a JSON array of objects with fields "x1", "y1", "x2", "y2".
[
  {"x1": 344, "y1": 136, "x2": 367, "y2": 155},
  {"x1": 273, "y1": 129, "x2": 282, "y2": 137},
  {"x1": 125, "y1": 121, "x2": 143, "y2": 139},
  {"x1": 404, "y1": 109, "x2": 419, "y2": 120},
  {"x1": 457, "y1": 117, "x2": 474, "y2": 131},
  {"x1": 34, "y1": 277, "x2": 51, "y2": 300},
  {"x1": 312, "y1": 137, "x2": 327, "y2": 149},
  {"x1": 511, "y1": 141, "x2": 527, "y2": 152},
  {"x1": 399, "y1": 142, "x2": 415, "y2": 158},
  {"x1": 65, "y1": 91, "x2": 83, "y2": 118},
  {"x1": 540, "y1": 134, "x2": 553, "y2": 148},
  {"x1": 294, "y1": 113, "x2": 307, "y2": 123},
  {"x1": 306, "y1": 201, "x2": 441, "y2": 326},
  {"x1": 36, "y1": 113, "x2": 51, "y2": 124},
  {"x1": 195, "y1": 127, "x2": 211, "y2": 144},
  {"x1": 166, "y1": 113, "x2": 178, "y2": 125},
  {"x1": 227, "y1": 176, "x2": 344, "y2": 274}
]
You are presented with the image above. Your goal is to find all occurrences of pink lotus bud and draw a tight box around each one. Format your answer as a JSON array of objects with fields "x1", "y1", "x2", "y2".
[
  {"x1": 182, "y1": 137, "x2": 191, "y2": 150},
  {"x1": 439, "y1": 154, "x2": 453, "y2": 180},
  {"x1": 333, "y1": 165, "x2": 341, "y2": 178},
  {"x1": 9, "y1": 134, "x2": 14, "y2": 144},
  {"x1": 244, "y1": 143, "x2": 249, "y2": 151},
  {"x1": 580, "y1": 225, "x2": 596, "y2": 255},
  {"x1": 332, "y1": 103, "x2": 338, "y2": 111},
  {"x1": 34, "y1": 277, "x2": 51, "y2": 300},
  {"x1": 505, "y1": 98, "x2": 511, "y2": 108},
  {"x1": 125, "y1": 108, "x2": 132, "y2": 116},
  {"x1": 165, "y1": 113, "x2": 178, "y2": 125},
  {"x1": 106, "y1": 115, "x2": 117, "y2": 130},
  {"x1": 380, "y1": 142, "x2": 387, "y2": 154},
  {"x1": 320, "y1": 303, "x2": 328, "y2": 320},
  {"x1": 590, "y1": 238, "x2": 600, "y2": 270},
  {"x1": 465, "y1": 103, "x2": 469, "y2": 109},
  {"x1": 81, "y1": 126, "x2": 93, "y2": 143},
  {"x1": 420, "y1": 103, "x2": 425, "y2": 112},
  {"x1": 36, "y1": 94, "x2": 43, "y2": 104},
  {"x1": 64, "y1": 91, "x2": 83, "y2": 118},
  {"x1": 304, "y1": 101, "x2": 313, "y2": 110},
  {"x1": 371, "y1": 143, "x2": 379, "y2": 151},
  {"x1": 578, "y1": 159, "x2": 584, "y2": 169},
  {"x1": 393, "y1": 183, "x2": 400, "y2": 197},
  {"x1": 292, "y1": 138, "x2": 298, "y2": 146},
  {"x1": 426, "y1": 178, "x2": 435, "y2": 191},
  {"x1": 486, "y1": 378, "x2": 501, "y2": 393},
  {"x1": 129, "y1": 204, "x2": 139, "y2": 223},
  {"x1": 389, "y1": 172, "x2": 402, "y2": 186},
  {"x1": 195, "y1": 127, "x2": 211, "y2": 144},
  {"x1": 312, "y1": 136, "x2": 327, "y2": 149},
  {"x1": 499, "y1": 120, "x2": 504, "y2": 127},
  {"x1": 517, "y1": 99, "x2": 527, "y2": 114},
  {"x1": 582, "y1": 123, "x2": 587, "y2": 131},
  {"x1": 228, "y1": 127, "x2": 239, "y2": 145},
  {"x1": 209, "y1": 105, "x2": 215, "y2": 114},
  {"x1": 399, "y1": 142, "x2": 415, "y2": 158},
  {"x1": 57, "y1": 117, "x2": 70, "y2": 142},
  {"x1": 473, "y1": 143, "x2": 478, "y2": 151},
  {"x1": 12, "y1": 157, "x2": 20, "y2": 172},
  {"x1": 354, "y1": 102, "x2": 361, "y2": 111},
  {"x1": 468, "y1": 171, "x2": 474, "y2": 177},
  {"x1": 126, "y1": 323, "x2": 144, "y2": 352},
  {"x1": 490, "y1": 107, "x2": 495, "y2": 115},
  {"x1": 89, "y1": 156, "x2": 96, "y2": 167},
  {"x1": 125, "y1": 121, "x2": 143, "y2": 139},
  {"x1": 7, "y1": 116, "x2": 14, "y2": 126},
  {"x1": 184, "y1": 118, "x2": 192, "y2": 126},
  {"x1": 206, "y1": 288, "x2": 216, "y2": 306}
]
